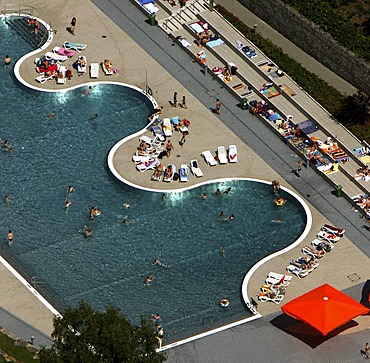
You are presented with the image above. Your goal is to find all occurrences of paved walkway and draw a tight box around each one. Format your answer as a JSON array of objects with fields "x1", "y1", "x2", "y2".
[{"x1": 0, "y1": 0, "x2": 368, "y2": 360}]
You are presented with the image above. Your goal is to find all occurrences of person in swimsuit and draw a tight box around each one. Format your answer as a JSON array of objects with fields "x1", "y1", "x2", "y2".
[{"x1": 7, "y1": 230, "x2": 13, "y2": 245}]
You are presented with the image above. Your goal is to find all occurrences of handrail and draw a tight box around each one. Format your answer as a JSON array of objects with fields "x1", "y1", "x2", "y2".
[{"x1": 2, "y1": 3, "x2": 36, "y2": 16}]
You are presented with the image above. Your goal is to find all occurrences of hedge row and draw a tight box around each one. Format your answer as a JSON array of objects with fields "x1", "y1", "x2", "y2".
[{"x1": 282, "y1": 0, "x2": 370, "y2": 62}]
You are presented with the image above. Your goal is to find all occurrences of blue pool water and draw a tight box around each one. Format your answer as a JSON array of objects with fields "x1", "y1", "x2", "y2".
[{"x1": 0, "y1": 19, "x2": 307, "y2": 343}]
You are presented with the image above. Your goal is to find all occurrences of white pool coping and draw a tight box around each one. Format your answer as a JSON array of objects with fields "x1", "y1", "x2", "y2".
[{"x1": 6, "y1": 14, "x2": 312, "y2": 349}]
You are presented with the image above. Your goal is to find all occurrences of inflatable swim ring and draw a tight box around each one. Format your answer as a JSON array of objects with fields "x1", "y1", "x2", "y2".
[
  {"x1": 220, "y1": 299, "x2": 230, "y2": 307},
  {"x1": 274, "y1": 198, "x2": 286, "y2": 206}
]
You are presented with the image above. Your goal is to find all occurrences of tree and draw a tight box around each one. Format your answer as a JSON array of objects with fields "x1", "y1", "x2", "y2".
[
  {"x1": 335, "y1": 91, "x2": 370, "y2": 126},
  {"x1": 39, "y1": 301, "x2": 166, "y2": 363}
]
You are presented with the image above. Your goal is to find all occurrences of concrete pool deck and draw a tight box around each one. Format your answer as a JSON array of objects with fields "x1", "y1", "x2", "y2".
[{"x1": 1, "y1": 0, "x2": 369, "y2": 358}]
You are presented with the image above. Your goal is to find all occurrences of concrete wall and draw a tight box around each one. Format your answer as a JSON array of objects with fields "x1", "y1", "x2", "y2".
[{"x1": 239, "y1": 0, "x2": 370, "y2": 95}]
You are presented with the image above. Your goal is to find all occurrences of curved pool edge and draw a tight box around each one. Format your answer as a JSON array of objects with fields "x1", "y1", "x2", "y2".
[{"x1": 241, "y1": 186, "x2": 312, "y2": 314}]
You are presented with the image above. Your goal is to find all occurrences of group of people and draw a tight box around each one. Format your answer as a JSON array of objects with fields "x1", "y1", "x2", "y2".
[
  {"x1": 353, "y1": 165, "x2": 369, "y2": 180},
  {"x1": 220, "y1": 211, "x2": 234, "y2": 221},
  {"x1": 28, "y1": 18, "x2": 40, "y2": 38}
]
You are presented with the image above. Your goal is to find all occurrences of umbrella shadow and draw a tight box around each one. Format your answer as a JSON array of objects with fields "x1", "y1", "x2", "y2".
[
  {"x1": 270, "y1": 314, "x2": 358, "y2": 348},
  {"x1": 360, "y1": 280, "x2": 370, "y2": 312}
]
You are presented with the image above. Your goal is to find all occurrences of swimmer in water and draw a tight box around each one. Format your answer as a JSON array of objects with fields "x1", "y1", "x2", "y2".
[
  {"x1": 4, "y1": 195, "x2": 10, "y2": 204},
  {"x1": 215, "y1": 188, "x2": 221, "y2": 195},
  {"x1": 220, "y1": 211, "x2": 227, "y2": 220},
  {"x1": 153, "y1": 257, "x2": 168, "y2": 268},
  {"x1": 82, "y1": 225, "x2": 92, "y2": 237},
  {"x1": 64, "y1": 199, "x2": 72, "y2": 208},
  {"x1": 224, "y1": 187, "x2": 232, "y2": 194},
  {"x1": 123, "y1": 203, "x2": 130, "y2": 209},
  {"x1": 66, "y1": 186, "x2": 75, "y2": 194},
  {"x1": 89, "y1": 206, "x2": 96, "y2": 220},
  {"x1": 82, "y1": 86, "x2": 93, "y2": 97},
  {"x1": 220, "y1": 246, "x2": 225, "y2": 256},
  {"x1": 7, "y1": 230, "x2": 13, "y2": 245},
  {"x1": 145, "y1": 275, "x2": 155, "y2": 285},
  {"x1": 161, "y1": 193, "x2": 166, "y2": 202},
  {"x1": 121, "y1": 216, "x2": 133, "y2": 225},
  {"x1": 271, "y1": 218, "x2": 284, "y2": 223},
  {"x1": 88, "y1": 114, "x2": 98, "y2": 121},
  {"x1": 201, "y1": 193, "x2": 207, "y2": 200},
  {"x1": 44, "y1": 111, "x2": 55, "y2": 122},
  {"x1": 228, "y1": 214, "x2": 234, "y2": 221}
]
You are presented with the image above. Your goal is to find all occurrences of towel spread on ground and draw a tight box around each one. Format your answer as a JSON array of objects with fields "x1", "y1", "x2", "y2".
[{"x1": 206, "y1": 39, "x2": 225, "y2": 48}]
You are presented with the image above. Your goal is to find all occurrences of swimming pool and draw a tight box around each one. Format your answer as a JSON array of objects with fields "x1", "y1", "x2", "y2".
[{"x1": 1, "y1": 18, "x2": 307, "y2": 343}]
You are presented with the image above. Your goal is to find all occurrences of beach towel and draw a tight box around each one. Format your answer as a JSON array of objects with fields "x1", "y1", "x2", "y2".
[{"x1": 206, "y1": 39, "x2": 225, "y2": 48}]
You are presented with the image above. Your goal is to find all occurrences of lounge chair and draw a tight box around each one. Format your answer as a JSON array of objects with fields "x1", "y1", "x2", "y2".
[
  {"x1": 201, "y1": 150, "x2": 217, "y2": 166},
  {"x1": 151, "y1": 125, "x2": 165, "y2": 142},
  {"x1": 321, "y1": 224, "x2": 345, "y2": 237},
  {"x1": 63, "y1": 41, "x2": 87, "y2": 52},
  {"x1": 136, "y1": 159, "x2": 159, "y2": 172},
  {"x1": 302, "y1": 245, "x2": 325, "y2": 259},
  {"x1": 90, "y1": 63, "x2": 99, "y2": 78},
  {"x1": 45, "y1": 51, "x2": 68, "y2": 62},
  {"x1": 102, "y1": 59, "x2": 114, "y2": 75},
  {"x1": 56, "y1": 65, "x2": 67, "y2": 84},
  {"x1": 258, "y1": 293, "x2": 284, "y2": 304},
  {"x1": 217, "y1": 146, "x2": 228, "y2": 164},
  {"x1": 52, "y1": 46, "x2": 76, "y2": 57},
  {"x1": 266, "y1": 272, "x2": 292, "y2": 287},
  {"x1": 139, "y1": 135, "x2": 153, "y2": 145},
  {"x1": 311, "y1": 239, "x2": 334, "y2": 252},
  {"x1": 132, "y1": 155, "x2": 153, "y2": 164},
  {"x1": 179, "y1": 164, "x2": 189, "y2": 182},
  {"x1": 190, "y1": 159, "x2": 204, "y2": 178},
  {"x1": 162, "y1": 118, "x2": 172, "y2": 137},
  {"x1": 77, "y1": 55, "x2": 87, "y2": 73},
  {"x1": 317, "y1": 231, "x2": 340, "y2": 243},
  {"x1": 35, "y1": 71, "x2": 57, "y2": 84},
  {"x1": 286, "y1": 265, "x2": 309, "y2": 279},
  {"x1": 228, "y1": 145, "x2": 238, "y2": 163},
  {"x1": 163, "y1": 164, "x2": 176, "y2": 182}
]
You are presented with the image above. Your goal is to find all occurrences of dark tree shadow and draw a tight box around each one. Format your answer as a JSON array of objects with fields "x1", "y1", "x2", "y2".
[
  {"x1": 360, "y1": 280, "x2": 370, "y2": 312},
  {"x1": 270, "y1": 314, "x2": 358, "y2": 348}
]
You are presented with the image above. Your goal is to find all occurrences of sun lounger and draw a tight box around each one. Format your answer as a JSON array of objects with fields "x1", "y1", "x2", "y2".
[
  {"x1": 56, "y1": 65, "x2": 67, "y2": 84},
  {"x1": 52, "y1": 46, "x2": 76, "y2": 57},
  {"x1": 201, "y1": 150, "x2": 217, "y2": 166},
  {"x1": 77, "y1": 55, "x2": 87, "y2": 73},
  {"x1": 321, "y1": 224, "x2": 345, "y2": 237},
  {"x1": 63, "y1": 41, "x2": 87, "y2": 52},
  {"x1": 302, "y1": 245, "x2": 325, "y2": 259},
  {"x1": 90, "y1": 63, "x2": 99, "y2": 78},
  {"x1": 151, "y1": 125, "x2": 165, "y2": 142},
  {"x1": 317, "y1": 231, "x2": 340, "y2": 243},
  {"x1": 136, "y1": 159, "x2": 159, "y2": 172},
  {"x1": 179, "y1": 164, "x2": 189, "y2": 182},
  {"x1": 311, "y1": 239, "x2": 334, "y2": 252},
  {"x1": 45, "y1": 51, "x2": 68, "y2": 62},
  {"x1": 139, "y1": 135, "x2": 153, "y2": 145},
  {"x1": 228, "y1": 145, "x2": 238, "y2": 163},
  {"x1": 258, "y1": 293, "x2": 284, "y2": 304},
  {"x1": 132, "y1": 155, "x2": 153, "y2": 164},
  {"x1": 163, "y1": 164, "x2": 176, "y2": 182},
  {"x1": 217, "y1": 146, "x2": 228, "y2": 164},
  {"x1": 266, "y1": 272, "x2": 292, "y2": 287},
  {"x1": 102, "y1": 60, "x2": 114, "y2": 75},
  {"x1": 35, "y1": 72, "x2": 55, "y2": 84},
  {"x1": 286, "y1": 265, "x2": 309, "y2": 279},
  {"x1": 162, "y1": 118, "x2": 172, "y2": 137},
  {"x1": 190, "y1": 159, "x2": 204, "y2": 178}
]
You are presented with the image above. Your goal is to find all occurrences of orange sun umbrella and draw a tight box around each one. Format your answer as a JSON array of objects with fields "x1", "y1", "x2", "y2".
[{"x1": 281, "y1": 284, "x2": 369, "y2": 336}]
